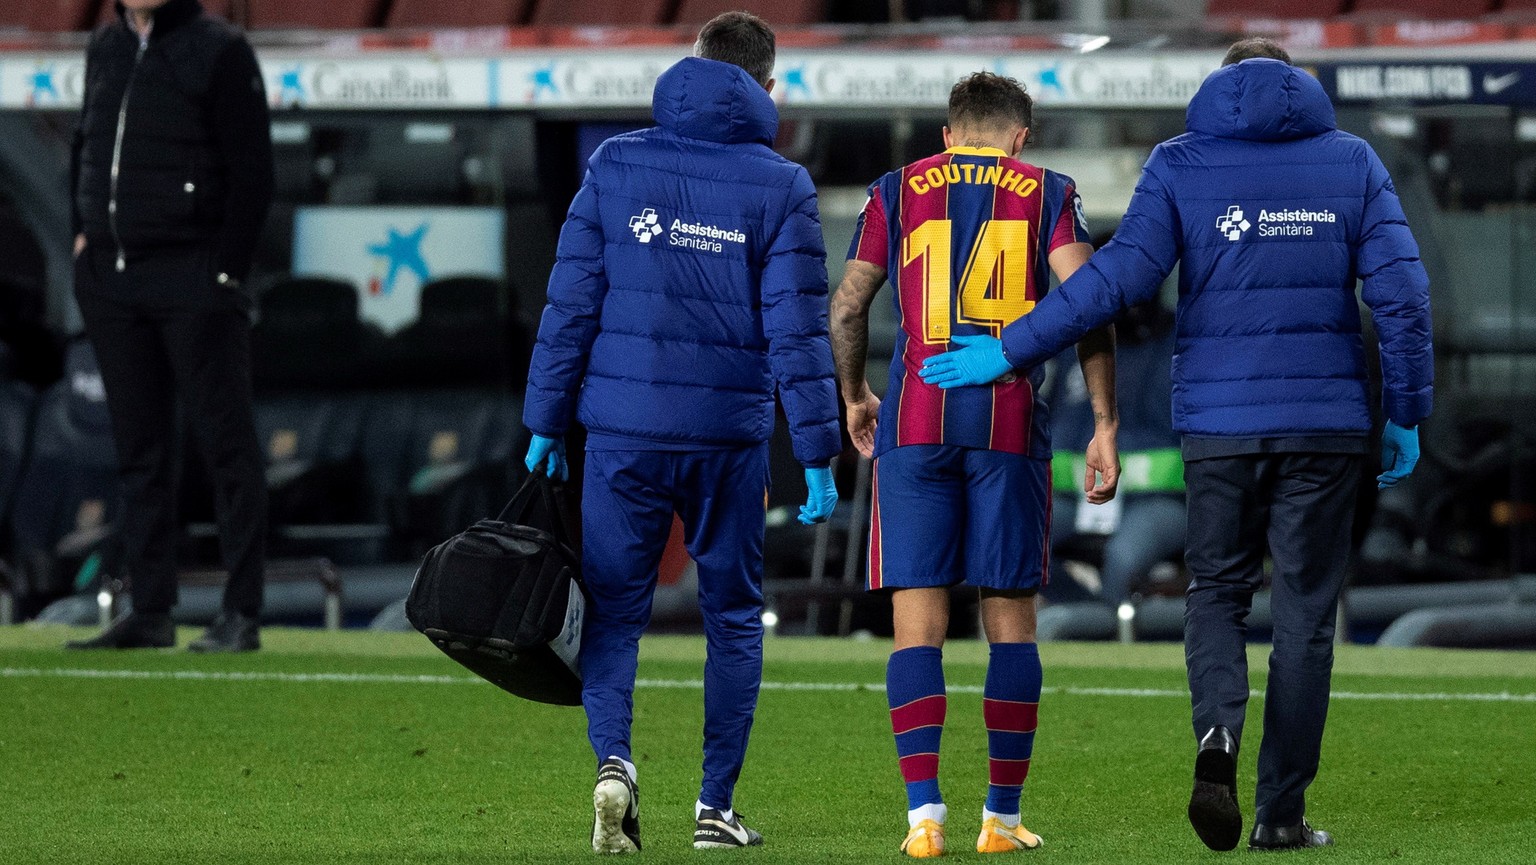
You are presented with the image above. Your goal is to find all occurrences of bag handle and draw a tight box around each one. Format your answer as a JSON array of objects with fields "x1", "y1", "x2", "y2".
[{"x1": 495, "y1": 473, "x2": 575, "y2": 555}]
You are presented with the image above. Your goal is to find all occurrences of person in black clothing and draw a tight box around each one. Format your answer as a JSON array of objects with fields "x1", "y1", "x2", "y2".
[{"x1": 67, "y1": 0, "x2": 273, "y2": 652}]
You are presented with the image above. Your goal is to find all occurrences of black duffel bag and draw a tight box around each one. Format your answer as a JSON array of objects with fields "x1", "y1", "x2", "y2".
[{"x1": 406, "y1": 474, "x2": 585, "y2": 705}]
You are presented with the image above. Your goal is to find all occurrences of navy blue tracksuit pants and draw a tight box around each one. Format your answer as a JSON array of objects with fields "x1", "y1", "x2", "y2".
[
  {"x1": 578, "y1": 444, "x2": 769, "y2": 810},
  {"x1": 1184, "y1": 452, "x2": 1359, "y2": 827}
]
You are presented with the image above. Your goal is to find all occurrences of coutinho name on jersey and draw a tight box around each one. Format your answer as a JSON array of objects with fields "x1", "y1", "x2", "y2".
[{"x1": 907, "y1": 163, "x2": 1040, "y2": 198}]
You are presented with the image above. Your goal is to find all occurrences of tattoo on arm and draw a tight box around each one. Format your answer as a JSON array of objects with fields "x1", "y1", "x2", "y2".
[
  {"x1": 830, "y1": 260, "x2": 887, "y2": 401},
  {"x1": 1076, "y1": 325, "x2": 1119, "y2": 428}
]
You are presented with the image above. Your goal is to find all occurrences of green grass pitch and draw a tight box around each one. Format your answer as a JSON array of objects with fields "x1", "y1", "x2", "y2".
[{"x1": 1, "y1": 627, "x2": 1532, "y2": 864}]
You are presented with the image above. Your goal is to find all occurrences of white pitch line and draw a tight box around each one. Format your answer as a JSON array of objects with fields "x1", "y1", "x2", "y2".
[{"x1": 2, "y1": 666, "x2": 1534, "y2": 704}]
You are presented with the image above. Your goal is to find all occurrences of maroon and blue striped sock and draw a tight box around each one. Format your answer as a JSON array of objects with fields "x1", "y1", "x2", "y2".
[
  {"x1": 887, "y1": 646, "x2": 946, "y2": 810},
  {"x1": 983, "y1": 642, "x2": 1041, "y2": 816}
]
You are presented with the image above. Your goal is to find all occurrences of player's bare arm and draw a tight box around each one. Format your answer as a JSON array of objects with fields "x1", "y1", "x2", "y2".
[
  {"x1": 831, "y1": 259, "x2": 888, "y2": 458},
  {"x1": 1049, "y1": 241, "x2": 1120, "y2": 504}
]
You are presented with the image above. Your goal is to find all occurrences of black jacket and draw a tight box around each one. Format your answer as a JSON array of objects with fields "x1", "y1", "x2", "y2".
[{"x1": 72, "y1": 0, "x2": 273, "y2": 281}]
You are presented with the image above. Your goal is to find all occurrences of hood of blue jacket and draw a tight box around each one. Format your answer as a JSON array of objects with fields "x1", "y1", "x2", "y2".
[
  {"x1": 1186, "y1": 58, "x2": 1336, "y2": 142},
  {"x1": 652, "y1": 56, "x2": 778, "y2": 146}
]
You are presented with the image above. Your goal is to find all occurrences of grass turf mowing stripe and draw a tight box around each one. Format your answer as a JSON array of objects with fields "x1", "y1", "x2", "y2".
[{"x1": 5, "y1": 666, "x2": 1535, "y2": 703}]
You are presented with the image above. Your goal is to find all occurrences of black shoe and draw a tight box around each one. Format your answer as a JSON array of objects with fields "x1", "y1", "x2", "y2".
[
  {"x1": 187, "y1": 612, "x2": 260, "y2": 653},
  {"x1": 65, "y1": 612, "x2": 175, "y2": 650},
  {"x1": 592, "y1": 758, "x2": 641, "y2": 853},
  {"x1": 1250, "y1": 820, "x2": 1334, "y2": 850},
  {"x1": 1189, "y1": 725, "x2": 1243, "y2": 851},
  {"x1": 694, "y1": 807, "x2": 763, "y2": 849}
]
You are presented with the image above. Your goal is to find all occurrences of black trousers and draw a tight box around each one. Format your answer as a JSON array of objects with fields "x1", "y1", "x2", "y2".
[
  {"x1": 74, "y1": 247, "x2": 267, "y2": 617},
  {"x1": 1183, "y1": 452, "x2": 1360, "y2": 827}
]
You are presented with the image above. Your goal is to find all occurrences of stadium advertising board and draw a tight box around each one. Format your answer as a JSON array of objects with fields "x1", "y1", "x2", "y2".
[
  {"x1": 1315, "y1": 61, "x2": 1536, "y2": 107},
  {"x1": 291, "y1": 207, "x2": 505, "y2": 334},
  {"x1": 11, "y1": 50, "x2": 1536, "y2": 112},
  {"x1": 0, "y1": 49, "x2": 1219, "y2": 110}
]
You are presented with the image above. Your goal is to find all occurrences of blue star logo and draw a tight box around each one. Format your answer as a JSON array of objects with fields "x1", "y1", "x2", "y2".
[
  {"x1": 29, "y1": 65, "x2": 59, "y2": 104},
  {"x1": 531, "y1": 64, "x2": 558, "y2": 99},
  {"x1": 783, "y1": 66, "x2": 811, "y2": 98},
  {"x1": 277, "y1": 66, "x2": 305, "y2": 106},
  {"x1": 367, "y1": 224, "x2": 431, "y2": 294},
  {"x1": 1038, "y1": 64, "x2": 1065, "y2": 94}
]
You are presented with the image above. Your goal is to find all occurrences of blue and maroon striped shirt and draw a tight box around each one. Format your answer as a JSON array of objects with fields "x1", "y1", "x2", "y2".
[{"x1": 849, "y1": 147, "x2": 1090, "y2": 459}]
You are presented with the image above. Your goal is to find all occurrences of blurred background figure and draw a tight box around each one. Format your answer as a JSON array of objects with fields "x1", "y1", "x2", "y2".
[
  {"x1": 1045, "y1": 298, "x2": 1184, "y2": 608},
  {"x1": 66, "y1": 0, "x2": 273, "y2": 652}
]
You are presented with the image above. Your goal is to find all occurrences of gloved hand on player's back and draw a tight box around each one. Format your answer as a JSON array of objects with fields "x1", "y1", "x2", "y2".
[
  {"x1": 800, "y1": 465, "x2": 838, "y2": 525},
  {"x1": 917, "y1": 334, "x2": 1014, "y2": 389},
  {"x1": 524, "y1": 435, "x2": 568, "y2": 483}
]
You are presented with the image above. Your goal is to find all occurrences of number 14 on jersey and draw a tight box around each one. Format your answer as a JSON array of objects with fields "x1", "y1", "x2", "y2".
[{"x1": 904, "y1": 218, "x2": 1035, "y2": 344}]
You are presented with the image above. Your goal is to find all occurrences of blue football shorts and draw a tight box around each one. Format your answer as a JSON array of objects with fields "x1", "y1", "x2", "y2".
[{"x1": 868, "y1": 444, "x2": 1051, "y2": 593}]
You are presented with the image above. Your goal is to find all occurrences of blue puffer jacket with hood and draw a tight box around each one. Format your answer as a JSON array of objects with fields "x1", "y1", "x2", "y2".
[
  {"x1": 999, "y1": 58, "x2": 1434, "y2": 438},
  {"x1": 523, "y1": 57, "x2": 841, "y2": 466}
]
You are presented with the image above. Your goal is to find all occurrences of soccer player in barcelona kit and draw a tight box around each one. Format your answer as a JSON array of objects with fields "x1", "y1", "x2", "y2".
[{"x1": 831, "y1": 73, "x2": 1121, "y2": 857}]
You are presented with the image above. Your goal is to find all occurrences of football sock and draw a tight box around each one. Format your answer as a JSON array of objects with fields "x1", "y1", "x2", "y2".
[
  {"x1": 983, "y1": 642, "x2": 1041, "y2": 817},
  {"x1": 982, "y1": 808, "x2": 1021, "y2": 828},
  {"x1": 888, "y1": 646, "x2": 946, "y2": 814},
  {"x1": 695, "y1": 800, "x2": 733, "y2": 821},
  {"x1": 909, "y1": 802, "x2": 947, "y2": 828}
]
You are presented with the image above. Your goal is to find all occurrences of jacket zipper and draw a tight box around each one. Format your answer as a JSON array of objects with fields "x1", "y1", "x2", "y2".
[{"x1": 108, "y1": 38, "x2": 148, "y2": 273}]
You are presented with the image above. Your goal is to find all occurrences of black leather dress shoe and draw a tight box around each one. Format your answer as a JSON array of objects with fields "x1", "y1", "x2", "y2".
[
  {"x1": 187, "y1": 612, "x2": 260, "y2": 653},
  {"x1": 66, "y1": 612, "x2": 175, "y2": 650},
  {"x1": 1250, "y1": 820, "x2": 1334, "y2": 850},
  {"x1": 1189, "y1": 725, "x2": 1242, "y2": 851}
]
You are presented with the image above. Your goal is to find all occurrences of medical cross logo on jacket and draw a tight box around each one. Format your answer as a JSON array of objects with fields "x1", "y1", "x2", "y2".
[
  {"x1": 1217, "y1": 205, "x2": 1251, "y2": 241},
  {"x1": 629, "y1": 208, "x2": 663, "y2": 243}
]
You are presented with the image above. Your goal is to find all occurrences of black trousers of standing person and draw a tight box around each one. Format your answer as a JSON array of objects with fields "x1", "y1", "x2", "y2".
[
  {"x1": 73, "y1": 245, "x2": 267, "y2": 618},
  {"x1": 1182, "y1": 451, "x2": 1361, "y2": 828}
]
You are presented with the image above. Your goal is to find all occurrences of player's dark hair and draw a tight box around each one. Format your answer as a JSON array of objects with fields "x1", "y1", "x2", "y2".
[
  {"x1": 948, "y1": 72, "x2": 1033, "y2": 135},
  {"x1": 694, "y1": 12, "x2": 776, "y2": 88},
  {"x1": 1222, "y1": 37, "x2": 1292, "y2": 66}
]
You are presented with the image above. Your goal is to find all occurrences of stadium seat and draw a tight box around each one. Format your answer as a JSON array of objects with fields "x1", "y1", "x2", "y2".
[
  {"x1": 1350, "y1": 0, "x2": 1495, "y2": 17},
  {"x1": 245, "y1": 0, "x2": 388, "y2": 30},
  {"x1": 251, "y1": 277, "x2": 384, "y2": 391},
  {"x1": 1206, "y1": 0, "x2": 1347, "y2": 18},
  {"x1": 6, "y1": 338, "x2": 121, "y2": 607},
  {"x1": 0, "y1": 4, "x2": 28, "y2": 29},
  {"x1": 673, "y1": 0, "x2": 827, "y2": 25},
  {"x1": 0, "y1": 283, "x2": 63, "y2": 391},
  {"x1": 0, "y1": 379, "x2": 36, "y2": 542},
  {"x1": 529, "y1": 0, "x2": 670, "y2": 26},
  {"x1": 362, "y1": 390, "x2": 526, "y2": 553},
  {"x1": 255, "y1": 394, "x2": 372, "y2": 525},
  {"x1": 387, "y1": 0, "x2": 533, "y2": 28},
  {"x1": 18, "y1": 0, "x2": 102, "y2": 31},
  {"x1": 381, "y1": 276, "x2": 523, "y2": 389}
]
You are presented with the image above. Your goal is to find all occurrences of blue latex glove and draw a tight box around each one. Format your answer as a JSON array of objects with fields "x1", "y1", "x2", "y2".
[
  {"x1": 917, "y1": 334, "x2": 1013, "y2": 389},
  {"x1": 1377, "y1": 421, "x2": 1419, "y2": 489},
  {"x1": 524, "y1": 435, "x2": 569, "y2": 483},
  {"x1": 799, "y1": 465, "x2": 838, "y2": 526}
]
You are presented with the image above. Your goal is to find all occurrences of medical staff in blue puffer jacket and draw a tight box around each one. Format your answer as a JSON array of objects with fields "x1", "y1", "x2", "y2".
[
  {"x1": 921, "y1": 39, "x2": 1433, "y2": 853},
  {"x1": 520, "y1": 12, "x2": 841, "y2": 854}
]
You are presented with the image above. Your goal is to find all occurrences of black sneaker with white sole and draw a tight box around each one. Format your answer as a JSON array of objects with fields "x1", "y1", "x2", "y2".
[
  {"x1": 592, "y1": 758, "x2": 641, "y2": 853},
  {"x1": 693, "y1": 808, "x2": 763, "y2": 849}
]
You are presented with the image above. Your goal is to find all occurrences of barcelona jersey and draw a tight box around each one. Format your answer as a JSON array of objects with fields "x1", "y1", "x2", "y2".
[{"x1": 848, "y1": 147, "x2": 1090, "y2": 460}]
